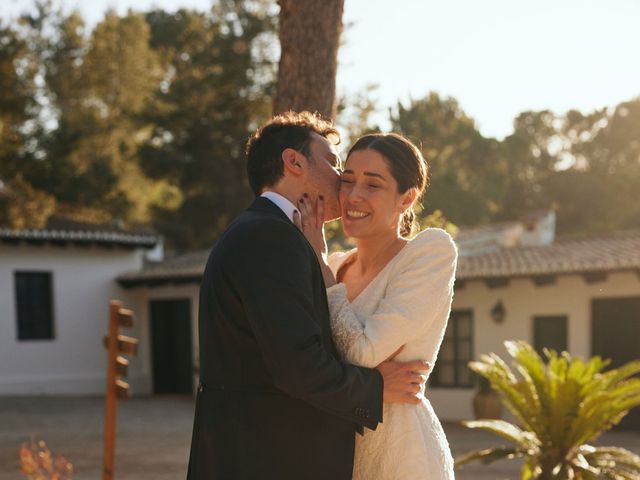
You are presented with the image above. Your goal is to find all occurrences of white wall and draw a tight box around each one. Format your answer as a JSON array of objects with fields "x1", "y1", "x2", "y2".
[
  {"x1": 5, "y1": 238, "x2": 637, "y2": 422},
  {"x1": 428, "y1": 271, "x2": 640, "y2": 421},
  {"x1": 0, "y1": 244, "x2": 146, "y2": 395}
]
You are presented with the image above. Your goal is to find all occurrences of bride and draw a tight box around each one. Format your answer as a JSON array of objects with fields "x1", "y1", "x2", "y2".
[{"x1": 296, "y1": 133, "x2": 457, "y2": 479}]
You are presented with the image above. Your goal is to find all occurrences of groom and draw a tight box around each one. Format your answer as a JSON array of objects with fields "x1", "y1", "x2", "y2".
[{"x1": 187, "y1": 111, "x2": 429, "y2": 480}]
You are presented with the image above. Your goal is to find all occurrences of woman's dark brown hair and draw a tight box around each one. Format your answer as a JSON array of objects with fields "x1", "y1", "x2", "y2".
[{"x1": 347, "y1": 133, "x2": 428, "y2": 237}]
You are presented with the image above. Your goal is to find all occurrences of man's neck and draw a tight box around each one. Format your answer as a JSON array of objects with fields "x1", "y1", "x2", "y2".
[{"x1": 262, "y1": 184, "x2": 303, "y2": 208}]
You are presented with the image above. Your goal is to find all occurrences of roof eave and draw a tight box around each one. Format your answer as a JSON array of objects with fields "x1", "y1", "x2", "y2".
[{"x1": 117, "y1": 272, "x2": 203, "y2": 289}]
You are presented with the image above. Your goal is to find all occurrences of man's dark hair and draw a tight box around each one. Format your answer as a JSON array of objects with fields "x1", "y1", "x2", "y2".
[{"x1": 246, "y1": 111, "x2": 340, "y2": 195}]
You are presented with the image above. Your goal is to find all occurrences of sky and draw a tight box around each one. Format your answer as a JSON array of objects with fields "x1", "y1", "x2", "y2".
[{"x1": 2, "y1": 0, "x2": 640, "y2": 139}]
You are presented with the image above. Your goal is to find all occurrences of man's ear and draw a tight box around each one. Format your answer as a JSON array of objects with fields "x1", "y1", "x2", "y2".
[
  {"x1": 400, "y1": 188, "x2": 418, "y2": 212},
  {"x1": 282, "y1": 148, "x2": 304, "y2": 177}
]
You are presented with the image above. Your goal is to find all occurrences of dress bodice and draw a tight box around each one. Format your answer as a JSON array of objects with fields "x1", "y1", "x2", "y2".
[{"x1": 325, "y1": 228, "x2": 458, "y2": 480}]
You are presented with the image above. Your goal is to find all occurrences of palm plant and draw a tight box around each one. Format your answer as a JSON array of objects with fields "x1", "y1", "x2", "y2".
[{"x1": 456, "y1": 340, "x2": 640, "y2": 479}]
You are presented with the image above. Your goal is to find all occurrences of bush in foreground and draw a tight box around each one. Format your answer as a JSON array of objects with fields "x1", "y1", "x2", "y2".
[
  {"x1": 20, "y1": 439, "x2": 73, "y2": 480},
  {"x1": 456, "y1": 340, "x2": 640, "y2": 479}
]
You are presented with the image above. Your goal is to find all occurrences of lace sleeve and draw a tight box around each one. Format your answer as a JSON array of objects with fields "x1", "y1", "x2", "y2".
[{"x1": 326, "y1": 283, "x2": 367, "y2": 364}]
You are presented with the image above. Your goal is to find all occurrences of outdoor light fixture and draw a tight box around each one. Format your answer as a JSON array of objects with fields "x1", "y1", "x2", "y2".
[{"x1": 490, "y1": 300, "x2": 506, "y2": 324}]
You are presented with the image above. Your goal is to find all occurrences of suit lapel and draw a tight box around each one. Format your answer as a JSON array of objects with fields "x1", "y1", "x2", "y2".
[
  {"x1": 248, "y1": 197, "x2": 317, "y2": 255},
  {"x1": 247, "y1": 197, "x2": 337, "y2": 354},
  {"x1": 247, "y1": 195, "x2": 329, "y2": 306}
]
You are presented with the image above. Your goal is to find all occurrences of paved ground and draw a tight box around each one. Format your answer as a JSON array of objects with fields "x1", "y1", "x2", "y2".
[{"x1": 1, "y1": 396, "x2": 639, "y2": 480}]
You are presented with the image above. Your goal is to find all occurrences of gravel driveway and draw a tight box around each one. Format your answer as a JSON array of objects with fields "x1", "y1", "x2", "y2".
[{"x1": 1, "y1": 396, "x2": 638, "y2": 480}]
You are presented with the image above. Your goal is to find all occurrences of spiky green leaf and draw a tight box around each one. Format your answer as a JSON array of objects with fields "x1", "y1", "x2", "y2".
[
  {"x1": 455, "y1": 446, "x2": 524, "y2": 467},
  {"x1": 462, "y1": 419, "x2": 539, "y2": 449}
]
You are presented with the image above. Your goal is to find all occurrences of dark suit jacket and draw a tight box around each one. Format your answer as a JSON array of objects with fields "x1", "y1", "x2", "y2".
[{"x1": 187, "y1": 196, "x2": 384, "y2": 480}]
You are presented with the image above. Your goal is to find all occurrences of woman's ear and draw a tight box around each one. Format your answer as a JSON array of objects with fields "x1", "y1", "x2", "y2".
[
  {"x1": 400, "y1": 187, "x2": 418, "y2": 212},
  {"x1": 282, "y1": 148, "x2": 304, "y2": 177}
]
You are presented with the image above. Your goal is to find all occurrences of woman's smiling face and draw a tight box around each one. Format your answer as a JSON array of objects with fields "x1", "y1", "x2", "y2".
[{"x1": 339, "y1": 149, "x2": 410, "y2": 238}]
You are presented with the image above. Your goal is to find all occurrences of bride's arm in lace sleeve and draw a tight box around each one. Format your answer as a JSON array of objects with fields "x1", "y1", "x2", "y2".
[{"x1": 327, "y1": 230, "x2": 457, "y2": 368}]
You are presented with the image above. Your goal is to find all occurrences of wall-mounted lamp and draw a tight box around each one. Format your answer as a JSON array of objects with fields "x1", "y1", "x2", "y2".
[{"x1": 490, "y1": 300, "x2": 506, "y2": 324}]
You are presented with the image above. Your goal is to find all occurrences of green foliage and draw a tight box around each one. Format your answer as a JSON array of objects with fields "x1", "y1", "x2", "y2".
[
  {"x1": 336, "y1": 83, "x2": 382, "y2": 146},
  {"x1": 391, "y1": 93, "x2": 503, "y2": 226},
  {"x1": 0, "y1": 0, "x2": 276, "y2": 246},
  {"x1": 0, "y1": 20, "x2": 50, "y2": 227},
  {"x1": 417, "y1": 208, "x2": 458, "y2": 237},
  {"x1": 0, "y1": 23, "x2": 32, "y2": 162},
  {"x1": 496, "y1": 110, "x2": 559, "y2": 221},
  {"x1": 0, "y1": 2, "x2": 183, "y2": 227},
  {"x1": 140, "y1": 1, "x2": 276, "y2": 249},
  {"x1": 456, "y1": 340, "x2": 640, "y2": 479},
  {"x1": 387, "y1": 90, "x2": 640, "y2": 236},
  {"x1": 1, "y1": 3, "x2": 639, "y2": 246},
  {"x1": 543, "y1": 100, "x2": 640, "y2": 235}
]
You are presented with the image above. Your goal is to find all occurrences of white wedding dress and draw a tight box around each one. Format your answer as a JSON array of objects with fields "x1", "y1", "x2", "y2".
[{"x1": 327, "y1": 228, "x2": 457, "y2": 480}]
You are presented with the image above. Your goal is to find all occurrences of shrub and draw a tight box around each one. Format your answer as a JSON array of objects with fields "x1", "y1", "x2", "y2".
[
  {"x1": 456, "y1": 340, "x2": 640, "y2": 479},
  {"x1": 19, "y1": 439, "x2": 73, "y2": 480}
]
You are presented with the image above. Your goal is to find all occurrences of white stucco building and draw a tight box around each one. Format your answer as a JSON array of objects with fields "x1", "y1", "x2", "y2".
[
  {"x1": 430, "y1": 224, "x2": 640, "y2": 429},
  {"x1": 2, "y1": 214, "x2": 639, "y2": 429},
  {"x1": 0, "y1": 226, "x2": 159, "y2": 395}
]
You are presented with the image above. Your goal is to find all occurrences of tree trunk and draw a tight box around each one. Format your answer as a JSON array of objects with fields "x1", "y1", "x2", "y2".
[{"x1": 274, "y1": 0, "x2": 344, "y2": 119}]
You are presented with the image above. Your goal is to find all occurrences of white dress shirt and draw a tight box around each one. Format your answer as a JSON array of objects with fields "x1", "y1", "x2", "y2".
[{"x1": 260, "y1": 191, "x2": 299, "y2": 223}]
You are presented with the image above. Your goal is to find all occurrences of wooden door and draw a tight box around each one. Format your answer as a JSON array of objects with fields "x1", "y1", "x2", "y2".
[{"x1": 592, "y1": 297, "x2": 640, "y2": 430}]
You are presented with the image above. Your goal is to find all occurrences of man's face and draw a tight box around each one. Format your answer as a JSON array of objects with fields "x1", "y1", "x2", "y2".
[{"x1": 303, "y1": 133, "x2": 342, "y2": 221}]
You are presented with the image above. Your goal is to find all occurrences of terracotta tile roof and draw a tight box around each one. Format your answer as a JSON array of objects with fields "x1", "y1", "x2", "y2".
[
  {"x1": 0, "y1": 227, "x2": 158, "y2": 249},
  {"x1": 117, "y1": 230, "x2": 640, "y2": 288},
  {"x1": 456, "y1": 229, "x2": 640, "y2": 280},
  {"x1": 118, "y1": 250, "x2": 209, "y2": 287}
]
